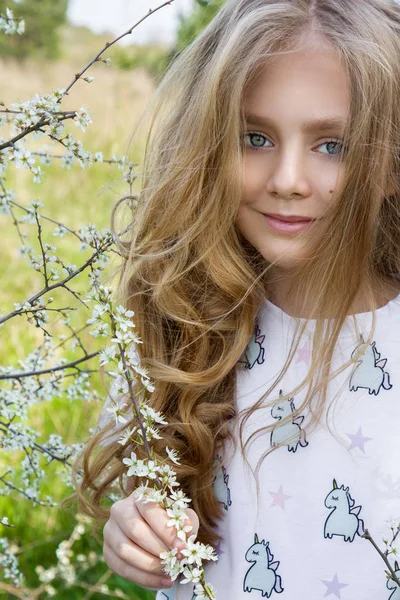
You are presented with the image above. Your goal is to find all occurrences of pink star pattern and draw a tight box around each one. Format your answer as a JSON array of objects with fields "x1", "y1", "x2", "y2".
[
  {"x1": 296, "y1": 342, "x2": 311, "y2": 364},
  {"x1": 346, "y1": 426, "x2": 372, "y2": 453},
  {"x1": 321, "y1": 573, "x2": 348, "y2": 598},
  {"x1": 269, "y1": 484, "x2": 292, "y2": 509}
]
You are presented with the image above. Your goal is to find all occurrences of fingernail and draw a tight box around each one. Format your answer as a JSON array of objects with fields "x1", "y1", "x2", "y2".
[
  {"x1": 161, "y1": 577, "x2": 173, "y2": 587},
  {"x1": 172, "y1": 537, "x2": 183, "y2": 549}
]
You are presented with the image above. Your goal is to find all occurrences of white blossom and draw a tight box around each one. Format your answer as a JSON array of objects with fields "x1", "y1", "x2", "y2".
[
  {"x1": 74, "y1": 106, "x2": 92, "y2": 132},
  {"x1": 98, "y1": 345, "x2": 117, "y2": 365},
  {"x1": 166, "y1": 447, "x2": 181, "y2": 465},
  {"x1": 193, "y1": 583, "x2": 217, "y2": 599},
  {"x1": 105, "y1": 401, "x2": 128, "y2": 425},
  {"x1": 180, "y1": 565, "x2": 203, "y2": 584},
  {"x1": 0, "y1": 10, "x2": 25, "y2": 35},
  {"x1": 117, "y1": 426, "x2": 137, "y2": 446},
  {"x1": 13, "y1": 147, "x2": 35, "y2": 168}
]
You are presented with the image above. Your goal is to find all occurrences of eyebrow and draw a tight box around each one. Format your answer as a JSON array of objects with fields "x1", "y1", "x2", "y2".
[{"x1": 244, "y1": 113, "x2": 347, "y2": 134}]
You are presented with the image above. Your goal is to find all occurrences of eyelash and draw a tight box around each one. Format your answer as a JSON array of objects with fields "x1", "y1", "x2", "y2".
[{"x1": 242, "y1": 132, "x2": 345, "y2": 158}]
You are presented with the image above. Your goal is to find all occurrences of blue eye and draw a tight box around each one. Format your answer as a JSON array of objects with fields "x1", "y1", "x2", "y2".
[{"x1": 242, "y1": 132, "x2": 345, "y2": 158}]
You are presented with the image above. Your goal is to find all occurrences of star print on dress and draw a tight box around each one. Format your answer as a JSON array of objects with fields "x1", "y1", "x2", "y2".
[
  {"x1": 270, "y1": 390, "x2": 308, "y2": 453},
  {"x1": 238, "y1": 322, "x2": 266, "y2": 369},
  {"x1": 349, "y1": 335, "x2": 392, "y2": 395},
  {"x1": 321, "y1": 573, "x2": 348, "y2": 599},
  {"x1": 269, "y1": 485, "x2": 291, "y2": 510},
  {"x1": 371, "y1": 467, "x2": 400, "y2": 500},
  {"x1": 346, "y1": 426, "x2": 372, "y2": 453},
  {"x1": 387, "y1": 561, "x2": 400, "y2": 600},
  {"x1": 295, "y1": 342, "x2": 311, "y2": 365},
  {"x1": 243, "y1": 533, "x2": 284, "y2": 597},
  {"x1": 324, "y1": 479, "x2": 365, "y2": 542}
]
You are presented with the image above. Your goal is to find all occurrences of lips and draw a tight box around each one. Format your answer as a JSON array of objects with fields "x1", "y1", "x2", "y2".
[
  {"x1": 263, "y1": 213, "x2": 314, "y2": 222},
  {"x1": 261, "y1": 213, "x2": 315, "y2": 234}
]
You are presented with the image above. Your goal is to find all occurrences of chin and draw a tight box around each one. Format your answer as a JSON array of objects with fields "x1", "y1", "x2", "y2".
[{"x1": 256, "y1": 244, "x2": 309, "y2": 271}]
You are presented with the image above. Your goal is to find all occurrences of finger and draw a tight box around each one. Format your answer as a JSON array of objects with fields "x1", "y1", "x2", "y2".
[
  {"x1": 104, "y1": 521, "x2": 167, "y2": 577},
  {"x1": 135, "y1": 499, "x2": 183, "y2": 547},
  {"x1": 103, "y1": 540, "x2": 174, "y2": 591},
  {"x1": 105, "y1": 513, "x2": 170, "y2": 562},
  {"x1": 185, "y1": 508, "x2": 200, "y2": 538},
  {"x1": 136, "y1": 500, "x2": 198, "y2": 555}
]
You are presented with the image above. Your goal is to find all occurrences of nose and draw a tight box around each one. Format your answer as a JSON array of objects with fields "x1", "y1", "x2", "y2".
[{"x1": 266, "y1": 147, "x2": 312, "y2": 200}]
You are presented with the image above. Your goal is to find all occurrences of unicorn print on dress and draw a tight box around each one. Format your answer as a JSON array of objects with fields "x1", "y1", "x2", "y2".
[
  {"x1": 349, "y1": 335, "x2": 392, "y2": 395},
  {"x1": 239, "y1": 322, "x2": 266, "y2": 369},
  {"x1": 212, "y1": 454, "x2": 232, "y2": 510},
  {"x1": 270, "y1": 390, "x2": 308, "y2": 453},
  {"x1": 387, "y1": 561, "x2": 400, "y2": 600},
  {"x1": 243, "y1": 533, "x2": 284, "y2": 597},
  {"x1": 324, "y1": 479, "x2": 365, "y2": 542}
]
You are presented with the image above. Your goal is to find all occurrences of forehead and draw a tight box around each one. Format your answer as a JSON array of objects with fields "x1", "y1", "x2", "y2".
[{"x1": 242, "y1": 47, "x2": 350, "y2": 132}]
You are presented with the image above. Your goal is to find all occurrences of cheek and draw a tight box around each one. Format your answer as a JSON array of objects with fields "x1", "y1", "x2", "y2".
[{"x1": 242, "y1": 155, "x2": 265, "y2": 201}]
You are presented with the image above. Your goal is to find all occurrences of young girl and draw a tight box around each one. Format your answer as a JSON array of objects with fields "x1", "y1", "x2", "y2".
[{"x1": 75, "y1": 0, "x2": 400, "y2": 598}]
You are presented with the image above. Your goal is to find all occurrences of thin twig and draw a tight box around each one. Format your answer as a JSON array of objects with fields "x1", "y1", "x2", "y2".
[
  {"x1": 62, "y1": 1, "x2": 176, "y2": 98},
  {"x1": 0, "y1": 351, "x2": 99, "y2": 380},
  {"x1": 362, "y1": 529, "x2": 400, "y2": 586}
]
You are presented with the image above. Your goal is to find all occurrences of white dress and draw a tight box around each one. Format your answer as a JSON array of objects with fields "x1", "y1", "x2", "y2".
[{"x1": 156, "y1": 294, "x2": 400, "y2": 599}]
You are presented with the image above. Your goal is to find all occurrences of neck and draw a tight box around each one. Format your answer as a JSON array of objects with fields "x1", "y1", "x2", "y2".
[{"x1": 267, "y1": 271, "x2": 399, "y2": 318}]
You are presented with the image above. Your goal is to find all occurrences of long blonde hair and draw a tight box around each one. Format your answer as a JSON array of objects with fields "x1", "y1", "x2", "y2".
[{"x1": 72, "y1": 0, "x2": 400, "y2": 547}]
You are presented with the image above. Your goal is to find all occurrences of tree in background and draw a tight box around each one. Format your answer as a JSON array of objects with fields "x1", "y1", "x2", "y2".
[
  {"x1": 175, "y1": 0, "x2": 225, "y2": 52},
  {"x1": 111, "y1": 0, "x2": 226, "y2": 84},
  {"x1": 158, "y1": 0, "x2": 225, "y2": 78},
  {"x1": 0, "y1": 0, "x2": 68, "y2": 59}
]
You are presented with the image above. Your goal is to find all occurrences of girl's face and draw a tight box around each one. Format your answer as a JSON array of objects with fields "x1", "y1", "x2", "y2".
[{"x1": 236, "y1": 45, "x2": 350, "y2": 270}]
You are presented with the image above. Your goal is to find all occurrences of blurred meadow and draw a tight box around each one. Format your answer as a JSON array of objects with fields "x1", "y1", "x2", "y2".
[{"x1": 0, "y1": 21, "x2": 158, "y2": 600}]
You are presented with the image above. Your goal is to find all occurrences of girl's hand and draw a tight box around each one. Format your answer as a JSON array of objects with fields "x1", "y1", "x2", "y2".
[{"x1": 103, "y1": 489, "x2": 200, "y2": 590}]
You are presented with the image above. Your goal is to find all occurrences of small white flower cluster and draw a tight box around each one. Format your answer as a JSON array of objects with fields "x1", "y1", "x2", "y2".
[
  {"x1": 0, "y1": 187, "x2": 15, "y2": 214},
  {"x1": 383, "y1": 517, "x2": 400, "y2": 559},
  {"x1": 13, "y1": 296, "x2": 54, "y2": 327},
  {"x1": 0, "y1": 537, "x2": 23, "y2": 586},
  {"x1": 0, "y1": 8, "x2": 25, "y2": 35},
  {"x1": 0, "y1": 85, "x2": 96, "y2": 183},
  {"x1": 78, "y1": 223, "x2": 113, "y2": 252},
  {"x1": 111, "y1": 152, "x2": 128, "y2": 170},
  {"x1": 35, "y1": 516, "x2": 105, "y2": 596},
  {"x1": 0, "y1": 329, "x2": 97, "y2": 515},
  {"x1": 11, "y1": 88, "x2": 65, "y2": 131},
  {"x1": 5, "y1": 144, "x2": 43, "y2": 182},
  {"x1": 87, "y1": 284, "x2": 218, "y2": 597},
  {"x1": 62, "y1": 133, "x2": 93, "y2": 168}
]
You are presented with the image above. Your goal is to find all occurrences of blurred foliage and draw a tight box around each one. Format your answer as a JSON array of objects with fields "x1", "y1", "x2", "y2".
[
  {"x1": 110, "y1": 44, "x2": 173, "y2": 82},
  {"x1": 155, "y1": 0, "x2": 225, "y2": 77},
  {"x1": 175, "y1": 0, "x2": 225, "y2": 52},
  {"x1": 0, "y1": 0, "x2": 68, "y2": 60}
]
